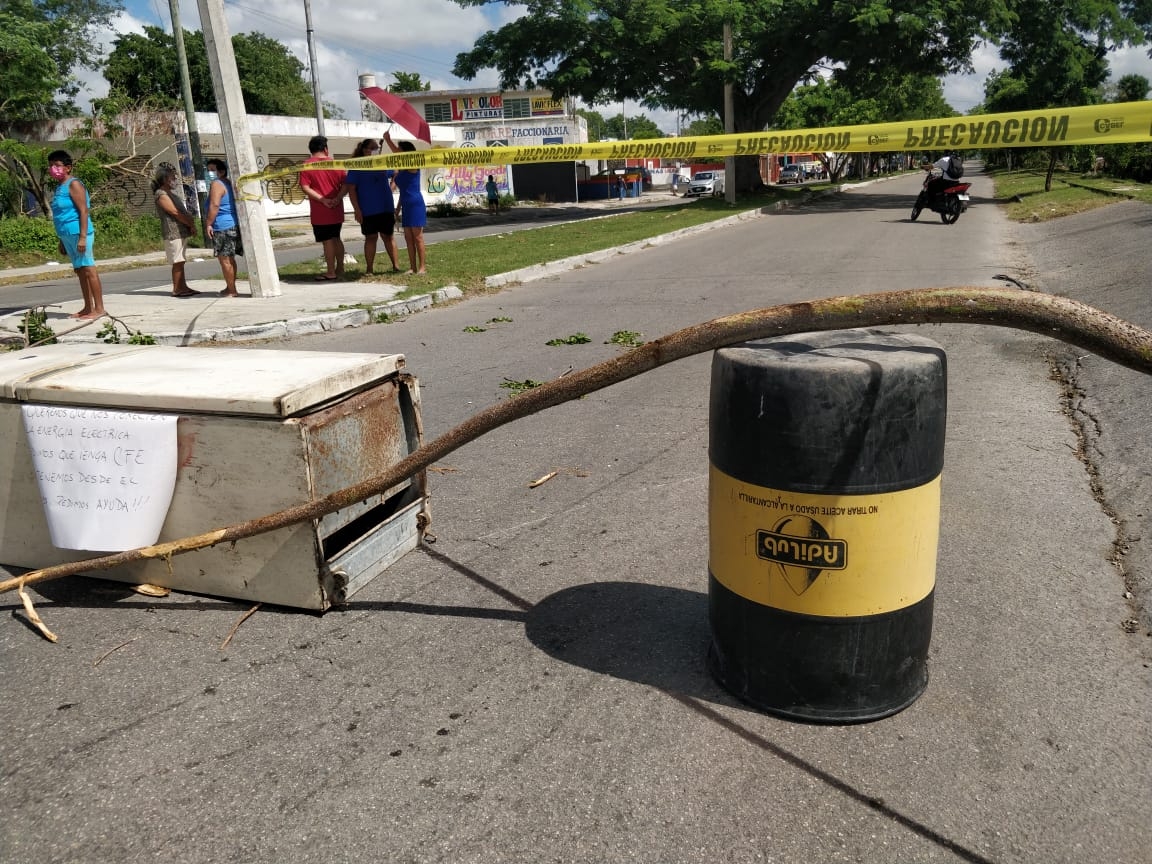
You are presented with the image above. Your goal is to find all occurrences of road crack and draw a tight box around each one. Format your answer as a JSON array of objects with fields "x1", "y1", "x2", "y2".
[{"x1": 1048, "y1": 351, "x2": 1144, "y2": 633}]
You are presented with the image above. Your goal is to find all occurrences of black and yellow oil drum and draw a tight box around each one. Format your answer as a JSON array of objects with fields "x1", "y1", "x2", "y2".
[{"x1": 708, "y1": 329, "x2": 946, "y2": 722}]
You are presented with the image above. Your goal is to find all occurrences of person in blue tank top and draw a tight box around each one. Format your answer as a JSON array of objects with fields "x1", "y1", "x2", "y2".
[
  {"x1": 205, "y1": 158, "x2": 243, "y2": 297},
  {"x1": 342, "y1": 139, "x2": 400, "y2": 275},
  {"x1": 47, "y1": 150, "x2": 106, "y2": 319},
  {"x1": 383, "y1": 130, "x2": 427, "y2": 275}
]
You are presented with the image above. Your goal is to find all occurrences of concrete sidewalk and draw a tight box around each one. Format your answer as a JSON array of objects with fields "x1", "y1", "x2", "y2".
[{"x1": 0, "y1": 192, "x2": 751, "y2": 347}]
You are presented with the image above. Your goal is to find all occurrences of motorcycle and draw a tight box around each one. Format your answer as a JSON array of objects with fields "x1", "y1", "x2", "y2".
[{"x1": 910, "y1": 170, "x2": 971, "y2": 224}]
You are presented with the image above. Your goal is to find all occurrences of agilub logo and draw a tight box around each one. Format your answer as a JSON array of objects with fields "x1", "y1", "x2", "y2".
[{"x1": 757, "y1": 515, "x2": 847, "y2": 595}]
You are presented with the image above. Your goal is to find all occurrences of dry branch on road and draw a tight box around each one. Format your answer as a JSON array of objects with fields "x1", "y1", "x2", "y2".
[{"x1": 2, "y1": 286, "x2": 1151, "y2": 597}]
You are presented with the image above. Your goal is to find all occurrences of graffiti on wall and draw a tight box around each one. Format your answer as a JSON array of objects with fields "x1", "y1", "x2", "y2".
[
  {"x1": 425, "y1": 165, "x2": 509, "y2": 198},
  {"x1": 261, "y1": 156, "x2": 307, "y2": 205},
  {"x1": 90, "y1": 155, "x2": 158, "y2": 217}
]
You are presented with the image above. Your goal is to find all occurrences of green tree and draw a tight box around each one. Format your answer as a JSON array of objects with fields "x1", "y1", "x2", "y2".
[
  {"x1": 390, "y1": 71, "x2": 431, "y2": 92},
  {"x1": 603, "y1": 113, "x2": 663, "y2": 139},
  {"x1": 1114, "y1": 72, "x2": 1151, "y2": 100},
  {"x1": 233, "y1": 32, "x2": 316, "y2": 115},
  {"x1": 0, "y1": 0, "x2": 122, "y2": 121},
  {"x1": 104, "y1": 27, "x2": 319, "y2": 116},
  {"x1": 575, "y1": 108, "x2": 608, "y2": 140},
  {"x1": 683, "y1": 116, "x2": 724, "y2": 137},
  {"x1": 451, "y1": 0, "x2": 1014, "y2": 191},
  {"x1": 102, "y1": 26, "x2": 186, "y2": 108},
  {"x1": 0, "y1": 9, "x2": 62, "y2": 120},
  {"x1": 982, "y1": 0, "x2": 1142, "y2": 188},
  {"x1": 773, "y1": 73, "x2": 953, "y2": 179}
]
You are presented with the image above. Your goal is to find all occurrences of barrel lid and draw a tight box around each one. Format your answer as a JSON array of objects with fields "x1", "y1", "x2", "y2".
[{"x1": 3, "y1": 344, "x2": 404, "y2": 417}]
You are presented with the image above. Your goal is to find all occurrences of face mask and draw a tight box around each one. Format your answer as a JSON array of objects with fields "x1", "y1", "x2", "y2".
[
  {"x1": 206, "y1": 171, "x2": 218, "y2": 181},
  {"x1": 49, "y1": 165, "x2": 67, "y2": 180},
  {"x1": 365, "y1": 150, "x2": 379, "y2": 157}
]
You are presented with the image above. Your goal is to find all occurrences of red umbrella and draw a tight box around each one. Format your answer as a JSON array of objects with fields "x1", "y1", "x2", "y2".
[{"x1": 359, "y1": 86, "x2": 431, "y2": 144}]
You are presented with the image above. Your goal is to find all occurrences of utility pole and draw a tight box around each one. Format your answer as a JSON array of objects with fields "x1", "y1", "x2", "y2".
[
  {"x1": 723, "y1": 19, "x2": 736, "y2": 205},
  {"x1": 169, "y1": 0, "x2": 209, "y2": 245},
  {"x1": 196, "y1": 0, "x2": 282, "y2": 297},
  {"x1": 303, "y1": 0, "x2": 325, "y2": 135}
]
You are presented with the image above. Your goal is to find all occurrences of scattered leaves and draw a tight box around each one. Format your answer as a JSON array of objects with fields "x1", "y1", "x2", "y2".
[
  {"x1": 98, "y1": 317, "x2": 156, "y2": 345},
  {"x1": 15, "y1": 307, "x2": 57, "y2": 349},
  {"x1": 488, "y1": 316, "x2": 513, "y2": 323},
  {"x1": 500, "y1": 378, "x2": 543, "y2": 396},
  {"x1": 463, "y1": 325, "x2": 487, "y2": 333},
  {"x1": 545, "y1": 332, "x2": 591, "y2": 346},
  {"x1": 606, "y1": 330, "x2": 644, "y2": 347}
]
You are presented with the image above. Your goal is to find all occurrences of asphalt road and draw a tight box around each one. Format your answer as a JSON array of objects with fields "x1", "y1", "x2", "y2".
[{"x1": 2, "y1": 172, "x2": 1149, "y2": 864}]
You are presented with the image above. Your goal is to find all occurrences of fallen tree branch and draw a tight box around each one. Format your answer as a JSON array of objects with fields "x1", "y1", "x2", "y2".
[
  {"x1": 2, "y1": 286, "x2": 1151, "y2": 596},
  {"x1": 220, "y1": 604, "x2": 261, "y2": 650}
]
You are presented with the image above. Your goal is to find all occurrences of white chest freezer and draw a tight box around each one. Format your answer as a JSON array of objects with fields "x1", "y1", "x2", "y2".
[{"x1": 0, "y1": 343, "x2": 427, "y2": 610}]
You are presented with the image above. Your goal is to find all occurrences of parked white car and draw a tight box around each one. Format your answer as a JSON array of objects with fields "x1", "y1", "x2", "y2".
[
  {"x1": 779, "y1": 164, "x2": 804, "y2": 184},
  {"x1": 684, "y1": 171, "x2": 725, "y2": 197}
]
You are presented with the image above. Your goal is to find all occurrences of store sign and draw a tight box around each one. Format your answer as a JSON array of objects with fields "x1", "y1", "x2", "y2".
[
  {"x1": 452, "y1": 95, "x2": 504, "y2": 121},
  {"x1": 531, "y1": 97, "x2": 565, "y2": 116}
]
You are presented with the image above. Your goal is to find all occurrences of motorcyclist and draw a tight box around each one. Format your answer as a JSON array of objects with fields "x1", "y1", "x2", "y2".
[{"x1": 918, "y1": 153, "x2": 963, "y2": 203}]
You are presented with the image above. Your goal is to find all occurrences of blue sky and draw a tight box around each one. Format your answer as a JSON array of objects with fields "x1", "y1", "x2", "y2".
[
  {"x1": 82, "y1": 2, "x2": 1151, "y2": 130},
  {"x1": 89, "y1": 0, "x2": 514, "y2": 119}
]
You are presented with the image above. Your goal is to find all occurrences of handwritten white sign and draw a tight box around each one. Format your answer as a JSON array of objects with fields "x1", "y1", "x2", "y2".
[{"x1": 21, "y1": 405, "x2": 178, "y2": 551}]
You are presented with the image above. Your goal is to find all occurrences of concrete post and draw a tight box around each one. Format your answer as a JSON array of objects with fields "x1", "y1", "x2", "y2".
[{"x1": 195, "y1": 0, "x2": 281, "y2": 298}]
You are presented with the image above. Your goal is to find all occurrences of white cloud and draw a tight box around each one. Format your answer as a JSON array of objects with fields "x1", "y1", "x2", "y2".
[
  {"x1": 944, "y1": 42, "x2": 1152, "y2": 112},
  {"x1": 1107, "y1": 44, "x2": 1152, "y2": 82}
]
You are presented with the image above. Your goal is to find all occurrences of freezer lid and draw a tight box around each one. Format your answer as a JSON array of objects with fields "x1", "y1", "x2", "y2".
[
  {"x1": 0, "y1": 344, "x2": 152, "y2": 399},
  {"x1": 11, "y1": 345, "x2": 406, "y2": 416}
]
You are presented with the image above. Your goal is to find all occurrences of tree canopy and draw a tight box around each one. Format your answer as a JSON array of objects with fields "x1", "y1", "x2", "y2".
[
  {"x1": 982, "y1": 0, "x2": 1140, "y2": 113},
  {"x1": 0, "y1": 0, "x2": 123, "y2": 121},
  {"x1": 453, "y1": 0, "x2": 1150, "y2": 191},
  {"x1": 775, "y1": 73, "x2": 955, "y2": 131},
  {"x1": 576, "y1": 108, "x2": 663, "y2": 140},
  {"x1": 980, "y1": 0, "x2": 1145, "y2": 187},
  {"x1": 1114, "y1": 73, "x2": 1151, "y2": 100},
  {"x1": 104, "y1": 26, "x2": 320, "y2": 116},
  {"x1": 773, "y1": 73, "x2": 954, "y2": 179},
  {"x1": 389, "y1": 72, "x2": 431, "y2": 93},
  {"x1": 452, "y1": 0, "x2": 1013, "y2": 137}
]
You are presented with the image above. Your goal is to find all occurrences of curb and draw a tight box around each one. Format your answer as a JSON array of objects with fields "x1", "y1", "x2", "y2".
[{"x1": 58, "y1": 286, "x2": 466, "y2": 347}]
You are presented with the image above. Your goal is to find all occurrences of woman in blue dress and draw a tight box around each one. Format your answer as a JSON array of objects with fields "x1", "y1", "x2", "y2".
[
  {"x1": 383, "y1": 130, "x2": 427, "y2": 275},
  {"x1": 47, "y1": 150, "x2": 106, "y2": 319}
]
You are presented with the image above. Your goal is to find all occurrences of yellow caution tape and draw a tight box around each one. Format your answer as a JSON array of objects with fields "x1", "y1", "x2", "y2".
[{"x1": 238, "y1": 100, "x2": 1152, "y2": 189}]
